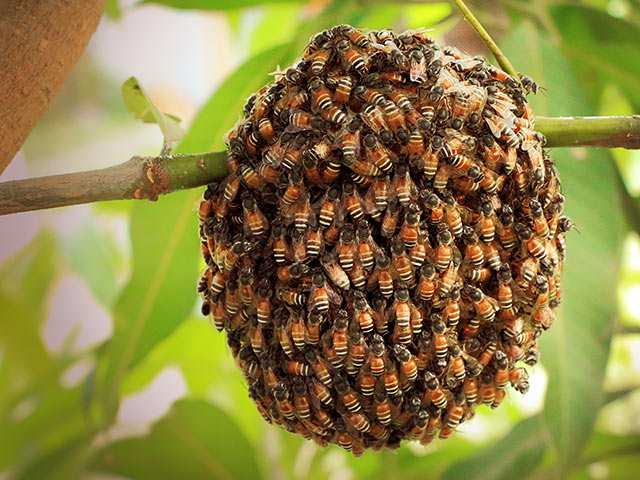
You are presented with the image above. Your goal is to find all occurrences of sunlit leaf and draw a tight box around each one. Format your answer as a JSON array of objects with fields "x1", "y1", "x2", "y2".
[
  {"x1": 442, "y1": 416, "x2": 546, "y2": 480},
  {"x1": 249, "y1": 4, "x2": 301, "y2": 55},
  {"x1": 142, "y1": 0, "x2": 298, "y2": 10},
  {"x1": 403, "y1": 2, "x2": 452, "y2": 29},
  {"x1": 504, "y1": 21, "x2": 625, "y2": 472},
  {"x1": 121, "y1": 76, "x2": 185, "y2": 149},
  {"x1": 179, "y1": 43, "x2": 290, "y2": 152},
  {"x1": 92, "y1": 399, "x2": 263, "y2": 480}
]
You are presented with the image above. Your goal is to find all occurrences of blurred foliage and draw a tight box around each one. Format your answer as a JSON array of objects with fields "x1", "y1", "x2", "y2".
[{"x1": 2, "y1": 0, "x2": 640, "y2": 479}]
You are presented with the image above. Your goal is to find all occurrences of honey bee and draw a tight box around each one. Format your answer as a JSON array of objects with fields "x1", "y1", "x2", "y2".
[
  {"x1": 271, "y1": 223, "x2": 290, "y2": 264},
  {"x1": 309, "y1": 273, "x2": 339, "y2": 313},
  {"x1": 332, "y1": 310, "x2": 350, "y2": 358},
  {"x1": 274, "y1": 383, "x2": 296, "y2": 420},
  {"x1": 509, "y1": 367, "x2": 530, "y2": 394},
  {"x1": 382, "y1": 100, "x2": 407, "y2": 138},
  {"x1": 424, "y1": 371, "x2": 448, "y2": 409},
  {"x1": 439, "y1": 394, "x2": 465, "y2": 439},
  {"x1": 293, "y1": 193, "x2": 312, "y2": 231},
  {"x1": 322, "y1": 251, "x2": 350, "y2": 290},
  {"x1": 368, "y1": 334, "x2": 387, "y2": 377},
  {"x1": 280, "y1": 169, "x2": 304, "y2": 210},
  {"x1": 434, "y1": 228, "x2": 453, "y2": 271},
  {"x1": 334, "y1": 76, "x2": 354, "y2": 105},
  {"x1": 391, "y1": 239, "x2": 416, "y2": 287},
  {"x1": 354, "y1": 295, "x2": 374, "y2": 334},
  {"x1": 360, "y1": 104, "x2": 388, "y2": 134},
  {"x1": 463, "y1": 377, "x2": 478, "y2": 405},
  {"x1": 318, "y1": 187, "x2": 340, "y2": 229},
  {"x1": 302, "y1": 151, "x2": 323, "y2": 185},
  {"x1": 394, "y1": 344, "x2": 418, "y2": 382},
  {"x1": 393, "y1": 164, "x2": 416, "y2": 206},
  {"x1": 346, "y1": 329, "x2": 367, "y2": 374},
  {"x1": 343, "y1": 183, "x2": 365, "y2": 220},
  {"x1": 288, "y1": 109, "x2": 319, "y2": 132},
  {"x1": 496, "y1": 264, "x2": 513, "y2": 310},
  {"x1": 516, "y1": 223, "x2": 547, "y2": 260},
  {"x1": 309, "y1": 77, "x2": 334, "y2": 111},
  {"x1": 336, "y1": 39, "x2": 368, "y2": 75},
  {"x1": 417, "y1": 261, "x2": 437, "y2": 302},
  {"x1": 497, "y1": 205, "x2": 517, "y2": 250},
  {"x1": 530, "y1": 199, "x2": 550, "y2": 239},
  {"x1": 363, "y1": 134, "x2": 394, "y2": 173},
  {"x1": 381, "y1": 199, "x2": 401, "y2": 238},
  {"x1": 305, "y1": 349, "x2": 333, "y2": 386},
  {"x1": 309, "y1": 48, "x2": 331, "y2": 75},
  {"x1": 335, "y1": 373, "x2": 362, "y2": 412}
]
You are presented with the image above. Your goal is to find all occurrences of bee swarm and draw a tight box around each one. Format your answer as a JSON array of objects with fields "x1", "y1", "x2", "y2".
[{"x1": 198, "y1": 25, "x2": 569, "y2": 454}]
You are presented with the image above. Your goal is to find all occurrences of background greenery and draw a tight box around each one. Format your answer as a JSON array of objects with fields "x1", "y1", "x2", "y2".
[{"x1": 2, "y1": 0, "x2": 640, "y2": 478}]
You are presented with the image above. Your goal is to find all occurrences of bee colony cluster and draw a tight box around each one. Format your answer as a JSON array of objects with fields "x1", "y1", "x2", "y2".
[{"x1": 198, "y1": 25, "x2": 569, "y2": 454}]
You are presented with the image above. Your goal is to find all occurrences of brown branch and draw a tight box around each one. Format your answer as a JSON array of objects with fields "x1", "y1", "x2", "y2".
[
  {"x1": 0, "y1": 152, "x2": 227, "y2": 215},
  {"x1": 1, "y1": 115, "x2": 639, "y2": 216},
  {"x1": 0, "y1": 0, "x2": 105, "y2": 173}
]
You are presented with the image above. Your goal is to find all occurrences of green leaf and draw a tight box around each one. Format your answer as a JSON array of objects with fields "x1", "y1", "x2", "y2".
[
  {"x1": 503, "y1": 22, "x2": 625, "y2": 472},
  {"x1": 59, "y1": 217, "x2": 125, "y2": 307},
  {"x1": 0, "y1": 231, "x2": 59, "y2": 398},
  {"x1": 142, "y1": 0, "x2": 298, "y2": 10},
  {"x1": 120, "y1": 318, "x2": 264, "y2": 440},
  {"x1": 92, "y1": 399, "x2": 263, "y2": 480},
  {"x1": 249, "y1": 4, "x2": 301, "y2": 55},
  {"x1": 179, "y1": 43, "x2": 291, "y2": 152},
  {"x1": 442, "y1": 416, "x2": 547, "y2": 480},
  {"x1": 121, "y1": 76, "x2": 184, "y2": 149},
  {"x1": 403, "y1": 2, "x2": 452, "y2": 29},
  {"x1": 550, "y1": 5, "x2": 640, "y2": 109},
  {"x1": 0, "y1": 233, "x2": 99, "y2": 477},
  {"x1": 97, "y1": 188, "x2": 200, "y2": 418},
  {"x1": 105, "y1": 0, "x2": 122, "y2": 19}
]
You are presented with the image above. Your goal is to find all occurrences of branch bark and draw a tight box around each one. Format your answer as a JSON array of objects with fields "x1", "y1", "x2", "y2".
[
  {"x1": 0, "y1": 152, "x2": 226, "y2": 215},
  {"x1": 0, "y1": 0, "x2": 105, "y2": 173},
  {"x1": 0, "y1": 116, "x2": 638, "y2": 217}
]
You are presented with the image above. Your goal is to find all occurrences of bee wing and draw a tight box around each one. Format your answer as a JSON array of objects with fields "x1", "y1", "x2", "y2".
[
  {"x1": 410, "y1": 56, "x2": 427, "y2": 83},
  {"x1": 326, "y1": 282, "x2": 343, "y2": 305},
  {"x1": 484, "y1": 113, "x2": 507, "y2": 139}
]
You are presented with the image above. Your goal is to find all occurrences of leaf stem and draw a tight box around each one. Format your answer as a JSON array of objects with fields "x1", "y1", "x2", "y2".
[
  {"x1": 450, "y1": 0, "x2": 521, "y2": 79},
  {"x1": 1, "y1": 116, "x2": 639, "y2": 216}
]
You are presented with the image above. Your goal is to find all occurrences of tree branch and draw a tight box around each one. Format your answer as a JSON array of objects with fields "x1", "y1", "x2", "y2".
[
  {"x1": 536, "y1": 116, "x2": 640, "y2": 149},
  {"x1": 0, "y1": 0, "x2": 105, "y2": 173},
  {"x1": 0, "y1": 152, "x2": 226, "y2": 215},
  {"x1": 451, "y1": 0, "x2": 521, "y2": 80},
  {"x1": 0, "y1": 116, "x2": 638, "y2": 216}
]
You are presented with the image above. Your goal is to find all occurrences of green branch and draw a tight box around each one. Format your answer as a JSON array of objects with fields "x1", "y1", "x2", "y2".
[
  {"x1": 537, "y1": 116, "x2": 640, "y2": 149},
  {"x1": 451, "y1": 0, "x2": 521, "y2": 80}
]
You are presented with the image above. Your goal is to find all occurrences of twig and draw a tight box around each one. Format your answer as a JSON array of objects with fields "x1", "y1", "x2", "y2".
[
  {"x1": 1, "y1": 116, "x2": 639, "y2": 216},
  {"x1": 450, "y1": 0, "x2": 521, "y2": 80},
  {"x1": 0, "y1": 152, "x2": 226, "y2": 215},
  {"x1": 536, "y1": 116, "x2": 640, "y2": 149}
]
